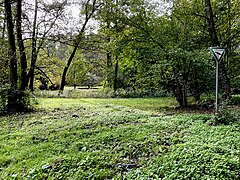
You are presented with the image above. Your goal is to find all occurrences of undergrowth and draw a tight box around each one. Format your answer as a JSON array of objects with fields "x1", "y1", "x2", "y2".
[
  {"x1": 0, "y1": 87, "x2": 37, "y2": 115},
  {"x1": 0, "y1": 98, "x2": 240, "y2": 179},
  {"x1": 34, "y1": 87, "x2": 170, "y2": 99}
]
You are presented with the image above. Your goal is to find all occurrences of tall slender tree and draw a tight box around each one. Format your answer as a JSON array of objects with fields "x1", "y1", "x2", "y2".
[
  {"x1": 59, "y1": 0, "x2": 98, "y2": 91},
  {"x1": 204, "y1": 0, "x2": 230, "y2": 98},
  {"x1": 4, "y1": 0, "x2": 28, "y2": 111},
  {"x1": 16, "y1": 0, "x2": 28, "y2": 90},
  {"x1": 28, "y1": 0, "x2": 38, "y2": 91},
  {"x1": 27, "y1": 0, "x2": 66, "y2": 91},
  {"x1": 4, "y1": 0, "x2": 17, "y2": 88}
]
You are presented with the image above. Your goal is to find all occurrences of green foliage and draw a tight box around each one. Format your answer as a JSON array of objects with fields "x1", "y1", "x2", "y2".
[
  {"x1": 196, "y1": 95, "x2": 215, "y2": 109},
  {"x1": 97, "y1": 0, "x2": 220, "y2": 105},
  {"x1": 2, "y1": 0, "x2": 240, "y2": 105},
  {"x1": 113, "y1": 88, "x2": 170, "y2": 98},
  {"x1": 230, "y1": 95, "x2": 240, "y2": 105},
  {"x1": 34, "y1": 44, "x2": 65, "y2": 88},
  {"x1": 34, "y1": 87, "x2": 113, "y2": 98},
  {"x1": 98, "y1": 0, "x2": 239, "y2": 106},
  {"x1": 0, "y1": 86, "x2": 36, "y2": 114},
  {"x1": 66, "y1": 48, "x2": 92, "y2": 86},
  {"x1": 159, "y1": 48, "x2": 214, "y2": 106},
  {"x1": 212, "y1": 106, "x2": 238, "y2": 125},
  {"x1": 0, "y1": 46, "x2": 8, "y2": 85},
  {"x1": 0, "y1": 98, "x2": 240, "y2": 179}
]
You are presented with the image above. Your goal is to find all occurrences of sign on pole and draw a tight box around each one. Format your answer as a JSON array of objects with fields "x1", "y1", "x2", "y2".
[
  {"x1": 210, "y1": 47, "x2": 225, "y2": 62},
  {"x1": 209, "y1": 47, "x2": 225, "y2": 113}
]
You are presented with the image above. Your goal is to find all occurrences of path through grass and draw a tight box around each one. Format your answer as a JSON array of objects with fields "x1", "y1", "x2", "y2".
[{"x1": 0, "y1": 98, "x2": 240, "y2": 179}]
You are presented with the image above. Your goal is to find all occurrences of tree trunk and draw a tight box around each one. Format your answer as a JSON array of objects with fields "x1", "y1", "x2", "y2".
[
  {"x1": 204, "y1": 0, "x2": 219, "y2": 46},
  {"x1": 28, "y1": 0, "x2": 38, "y2": 91},
  {"x1": 172, "y1": 64, "x2": 189, "y2": 107},
  {"x1": 182, "y1": 83, "x2": 187, "y2": 107},
  {"x1": 59, "y1": 45, "x2": 79, "y2": 91},
  {"x1": 4, "y1": 0, "x2": 20, "y2": 111},
  {"x1": 59, "y1": 0, "x2": 97, "y2": 91},
  {"x1": 175, "y1": 83, "x2": 188, "y2": 108},
  {"x1": 1, "y1": 13, "x2": 8, "y2": 69},
  {"x1": 105, "y1": 20, "x2": 112, "y2": 87},
  {"x1": 4, "y1": 0, "x2": 17, "y2": 88},
  {"x1": 27, "y1": 1, "x2": 65, "y2": 91},
  {"x1": 204, "y1": 0, "x2": 230, "y2": 98},
  {"x1": 106, "y1": 38, "x2": 112, "y2": 87},
  {"x1": 16, "y1": 0, "x2": 27, "y2": 90},
  {"x1": 113, "y1": 56, "x2": 118, "y2": 96}
]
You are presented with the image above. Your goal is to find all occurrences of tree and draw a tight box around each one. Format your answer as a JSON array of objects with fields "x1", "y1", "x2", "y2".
[
  {"x1": 16, "y1": 0, "x2": 27, "y2": 90},
  {"x1": 59, "y1": 0, "x2": 98, "y2": 91},
  {"x1": 204, "y1": 0, "x2": 230, "y2": 98},
  {"x1": 26, "y1": 0, "x2": 66, "y2": 91},
  {"x1": 150, "y1": 0, "x2": 239, "y2": 106},
  {"x1": 4, "y1": 0, "x2": 17, "y2": 88},
  {"x1": 170, "y1": 0, "x2": 239, "y2": 99},
  {"x1": 3, "y1": 0, "x2": 30, "y2": 112},
  {"x1": 66, "y1": 49, "x2": 93, "y2": 88},
  {"x1": 0, "y1": 4, "x2": 8, "y2": 85},
  {"x1": 34, "y1": 42, "x2": 64, "y2": 89},
  {"x1": 97, "y1": 0, "x2": 160, "y2": 95}
]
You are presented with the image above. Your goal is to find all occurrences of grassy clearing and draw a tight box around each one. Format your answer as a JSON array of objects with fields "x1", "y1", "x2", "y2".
[
  {"x1": 34, "y1": 87, "x2": 110, "y2": 99},
  {"x1": 0, "y1": 98, "x2": 240, "y2": 179}
]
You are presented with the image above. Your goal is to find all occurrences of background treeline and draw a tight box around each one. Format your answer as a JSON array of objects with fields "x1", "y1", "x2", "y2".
[{"x1": 0, "y1": 0, "x2": 240, "y2": 110}]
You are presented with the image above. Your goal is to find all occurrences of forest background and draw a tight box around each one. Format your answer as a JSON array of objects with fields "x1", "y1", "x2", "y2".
[{"x1": 0, "y1": 0, "x2": 240, "y2": 110}]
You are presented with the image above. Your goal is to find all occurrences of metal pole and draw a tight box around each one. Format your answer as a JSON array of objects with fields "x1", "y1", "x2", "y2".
[{"x1": 215, "y1": 61, "x2": 219, "y2": 113}]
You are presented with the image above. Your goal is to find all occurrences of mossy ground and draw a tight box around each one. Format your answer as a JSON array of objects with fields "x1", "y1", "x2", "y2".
[{"x1": 0, "y1": 97, "x2": 240, "y2": 179}]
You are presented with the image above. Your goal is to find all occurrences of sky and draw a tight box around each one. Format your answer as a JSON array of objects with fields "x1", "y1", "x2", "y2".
[{"x1": 23, "y1": 0, "x2": 171, "y2": 35}]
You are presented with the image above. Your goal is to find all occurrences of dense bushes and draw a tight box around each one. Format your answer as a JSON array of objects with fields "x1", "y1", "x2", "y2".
[
  {"x1": 0, "y1": 86, "x2": 35, "y2": 114},
  {"x1": 230, "y1": 95, "x2": 240, "y2": 105}
]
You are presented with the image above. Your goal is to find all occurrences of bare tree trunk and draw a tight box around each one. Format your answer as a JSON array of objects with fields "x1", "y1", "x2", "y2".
[
  {"x1": 204, "y1": 0, "x2": 219, "y2": 46},
  {"x1": 106, "y1": 36, "x2": 112, "y2": 87},
  {"x1": 4, "y1": 0, "x2": 20, "y2": 111},
  {"x1": 59, "y1": 0, "x2": 97, "y2": 91},
  {"x1": 113, "y1": 0, "x2": 119, "y2": 95},
  {"x1": 1, "y1": 13, "x2": 8, "y2": 69},
  {"x1": 113, "y1": 56, "x2": 118, "y2": 96},
  {"x1": 59, "y1": 43, "x2": 79, "y2": 91},
  {"x1": 28, "y1": 0, "x2": 38, "y2": 91},
  {"x1": 204, "y1": 0, "x2": 230, "y2": 98},
  {"x1": 16, "y1": 0, "x2": 27, "y2": 90},
  {"x1": 105, "y1": 20, "x2": 113, "y2": 87},
  {"x1": 4, "y1": 0, "x2": 17, "y2": 88}
]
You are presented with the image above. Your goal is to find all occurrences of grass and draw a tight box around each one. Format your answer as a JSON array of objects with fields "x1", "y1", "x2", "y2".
[
  {"x1": 34, "y1": 86, "x2": 111, "y2": 99},
  {"x1": 0, "y1": 97, "x2": 240, "y2": 179}
]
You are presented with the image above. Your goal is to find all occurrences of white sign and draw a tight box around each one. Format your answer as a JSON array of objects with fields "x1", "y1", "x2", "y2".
[{"x1": 210, "y1": 47, "x2": 225, "y2": 62}]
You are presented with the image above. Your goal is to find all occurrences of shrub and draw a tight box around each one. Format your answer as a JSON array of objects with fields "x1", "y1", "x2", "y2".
[
  {"x1": 114, "y1": 88, "x2": 170, "y2": 98},
  {"x1": 197, "y1": 98, "x2": 215, "y2": 109},
  {"x1": 0, "y1": 86, "x2": 36, "y2": 114},
  {"x1": 230, "y1": 95, "x2": 240, "y2": 105},
  {"x1": 212, "y1": 106, "x2": 238, "y2": 125}
]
